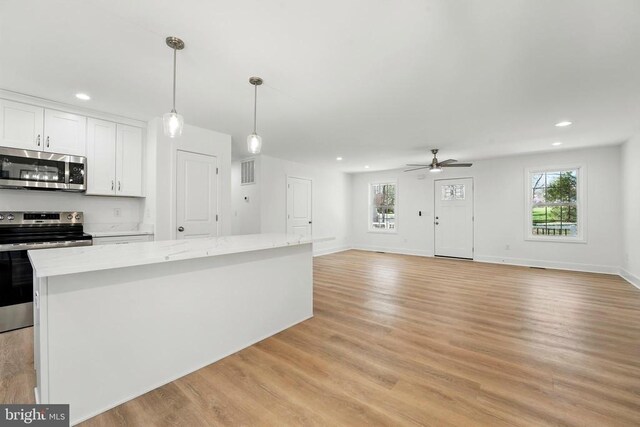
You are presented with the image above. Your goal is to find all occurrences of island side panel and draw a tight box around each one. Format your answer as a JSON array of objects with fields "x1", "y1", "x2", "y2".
[
  {"x1": 42, "y1": 243, "x2": 312, "y2": 425},
  {"x1": 33, "y1": 274, "x2": 49, "y2": 404}
]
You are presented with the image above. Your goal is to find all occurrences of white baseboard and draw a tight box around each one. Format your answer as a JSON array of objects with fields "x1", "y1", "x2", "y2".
[
  {"x1": 313, "y1": 245, "x2": 351, "y2": 257},
  {"x1": 620, "y1": 268, "x2": 640, "y2": 290},
  {"x1": 350, "y1": 245, "x2": 433, "y2": 258},
  {"x1": 474, "y1": 255, "x2": 619, "y2": 275}
]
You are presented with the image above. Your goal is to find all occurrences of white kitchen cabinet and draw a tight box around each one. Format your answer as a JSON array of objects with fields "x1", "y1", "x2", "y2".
[
  {"x1": 86, "y1": 118, "x2": 117, "y2": 195},
  {"x1": 92, "y1": 234, "x2": 153, "y2": 245},
  {"x1": 43, "y1": 109, "x2": 86, "y2": 156},
  {"x1": 85, "y1": 120, "x2": 144, "y2": 197},
  {"x1": 116, "y1": 124, "x2": 144, "y2": 197},
  {"x1": 0, "y1": 99, "x2": 44, "y2": 150},
  {"x1": 0, "y1": 99, "x2": 86, "y2": 156}
]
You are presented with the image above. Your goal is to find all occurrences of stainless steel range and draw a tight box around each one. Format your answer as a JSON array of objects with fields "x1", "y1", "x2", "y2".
[{"x1": 0, "y1": 211, "x2": 92, "y2": 333}]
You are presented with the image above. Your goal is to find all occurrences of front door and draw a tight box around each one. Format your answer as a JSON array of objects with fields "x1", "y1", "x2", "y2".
[
  {"x1": 286, "y1": 176, "x2": 312, "y2": 237},
  {"x1": 434, "y1": 178, "x2": 474, "y2": 259},
  {"x1": 176, "y1": 150, "x2": 218, "y2": 239}
]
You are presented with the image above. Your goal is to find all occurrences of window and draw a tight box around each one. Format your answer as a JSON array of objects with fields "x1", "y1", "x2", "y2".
[
  {"x1": 442, "y1": 184, "x2": 465, "y2": 200},
  {"x1": 526, "y1": 166, "x2": 585, "y2": 242},
  {"x1": 369, "y1": 182, "x2": 396, "y2": 232}
]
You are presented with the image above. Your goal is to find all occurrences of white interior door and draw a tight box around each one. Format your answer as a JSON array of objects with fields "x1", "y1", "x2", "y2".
[
  {"x1": 434, "y1": 178, "x2": 474, "y2": 259},
  {"x1": 176, "y1": 150, "x2": 218, "y2": 240},
  {"x1": 286, "y1": 176, "x2": 312, "y2": 237}
]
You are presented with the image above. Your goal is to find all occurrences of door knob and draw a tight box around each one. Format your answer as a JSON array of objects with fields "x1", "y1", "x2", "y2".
[
  {"x1": 435, "y1": 222, "x2": 439, "y2": 225},
  {"x1": 308, "y1": 221, "x2": 312, "y2": 224},
  {"x1": 178, "y1": 226, "x2": 184, "y2": 232}
]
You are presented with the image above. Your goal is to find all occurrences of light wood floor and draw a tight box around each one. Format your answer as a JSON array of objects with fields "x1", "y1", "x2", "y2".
[{"x1": 2, "y1": 250, "x2": 640, "y2": 426}]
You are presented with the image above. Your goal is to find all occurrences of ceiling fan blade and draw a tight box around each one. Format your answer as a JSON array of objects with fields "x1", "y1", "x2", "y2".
[
  {"x1": 438, "y1": 159, "x2": 457, "y2": 165},
  {"x1": 442, "y1": 163, "x2": 473, "y2": 167},
  {"x1": 406, "y1": 164, "x2": 430, "y2": 167},
  {"x1": 404, "y1": 166, "x2": 429, "y2": 172}
]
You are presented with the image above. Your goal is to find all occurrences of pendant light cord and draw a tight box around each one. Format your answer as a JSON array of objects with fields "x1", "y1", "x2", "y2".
[
  {"x1": 253, "y1": 83, "x2": 258, "y2": 134},
  {"x1": 172, "y1": 48, "x2": 177, "y2": 112}
]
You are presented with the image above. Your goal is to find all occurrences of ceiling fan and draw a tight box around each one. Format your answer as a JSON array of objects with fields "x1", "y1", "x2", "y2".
[{"x1": 405, "y1": 149, "x2": 473, "y2": 173}]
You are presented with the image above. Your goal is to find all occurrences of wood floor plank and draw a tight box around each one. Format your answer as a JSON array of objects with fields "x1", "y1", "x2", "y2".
[{"x1": 1, "y1": 249, "x2": 640, "y2": 426}]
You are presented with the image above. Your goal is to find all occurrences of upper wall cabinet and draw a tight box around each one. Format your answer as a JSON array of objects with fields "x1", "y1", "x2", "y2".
[
  {"x1": 86, "y1": 118, "x2": 117, "y2": 195},
  {"x1": 0, "y1": 99, "x2": 86, "y2": 156},
  {"x1": 44, "y1": 109, "x2": 87, "y2": 156},
  {"x1": 86, "y1": 118, "x2": 144, "y2": 197},
  {"x1": 0, "y1": 99, "x2": 44, "y2": 150},
  {"x1": 116, "y1": 124, "x2": 144, "y2": 197}
]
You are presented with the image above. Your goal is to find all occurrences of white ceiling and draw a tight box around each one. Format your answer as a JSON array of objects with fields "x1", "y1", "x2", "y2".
[{"x1": 1, "y1": 0, "x2": 639, "y2": 172}]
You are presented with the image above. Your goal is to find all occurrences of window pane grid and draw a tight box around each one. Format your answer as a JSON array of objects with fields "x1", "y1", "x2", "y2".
[
  {"x1": 370, "y1": 183, "x2": 396, "y2": 231},
  {"x1": 530, "y1": 169, "x2": 578, "y2": 237}
]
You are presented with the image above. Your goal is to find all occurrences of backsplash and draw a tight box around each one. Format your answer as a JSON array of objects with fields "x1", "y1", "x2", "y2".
[{"x1": 0, "y1": 189, "x2": 144, "y2": 226}]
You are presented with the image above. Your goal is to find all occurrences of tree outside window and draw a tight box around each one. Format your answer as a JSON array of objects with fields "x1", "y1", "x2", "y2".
[
  {"x1": 530, "y1": 169, "x2": 578, "y2": 237},
  {"x1": 370, "y1": 183, "x2": 396, "y2": 231}
]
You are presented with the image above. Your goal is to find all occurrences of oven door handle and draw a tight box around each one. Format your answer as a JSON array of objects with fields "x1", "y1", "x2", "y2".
[{"x1": 0, "y1": 240, "x2": 93, "y2": 252}]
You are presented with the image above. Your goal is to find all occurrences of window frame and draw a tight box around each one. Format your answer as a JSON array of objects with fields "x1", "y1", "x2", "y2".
[
  {"x1": 368, "y1": 181, "x2": 398, "y2": 234},
  {"x1": 524, "y1": 165, "x2": 587, "y2": 243}
]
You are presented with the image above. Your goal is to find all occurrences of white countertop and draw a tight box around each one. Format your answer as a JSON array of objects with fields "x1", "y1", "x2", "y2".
[
  {"x1": 29, "y1": 234, "x2": 324, "y2": 278},
  {"x1": 84, "y1": 223, "x2": 154, "y2": 238},
  {"x1": 88, "y1": 230, "x2": 154, "y2": 238}
]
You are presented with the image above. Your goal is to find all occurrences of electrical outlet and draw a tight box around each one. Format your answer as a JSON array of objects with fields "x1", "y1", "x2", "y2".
[{"x1": 113, "y1": 208, "x2": 121, "y2": 217}]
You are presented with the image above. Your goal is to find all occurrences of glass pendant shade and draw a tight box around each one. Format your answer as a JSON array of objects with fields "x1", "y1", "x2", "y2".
[
  {"x1": 247, "y1": 133, "x2": 262, "y2": 154},
  {"x1": 163, "y1": 111, "x2": 184, "y2": 138},
  {"x1": 429, "y1": 166, "x2": 442, "y2": 173}
]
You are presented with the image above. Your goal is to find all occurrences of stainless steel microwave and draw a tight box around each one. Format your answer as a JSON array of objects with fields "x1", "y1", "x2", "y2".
[{"x1": 0, "y1": 146, "x2": 86, "y2": 191}]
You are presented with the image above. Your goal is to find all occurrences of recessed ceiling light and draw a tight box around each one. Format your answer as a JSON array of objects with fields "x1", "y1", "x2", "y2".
[
  {"x1": 552, "y1": 141, "x2": 563, "y2": 146},
  {"x1": 75, "y1": 93, "x2": 91, "y2": 101},
  {"x1": 555, "y1": 121, "x2": 572, "y2": 127},
  {"x1": 364, "y1": 165, "x2": 370, "y2": 169},
  {"x1": 336, "y1": 157, "x2": 343, "y2": 161}
]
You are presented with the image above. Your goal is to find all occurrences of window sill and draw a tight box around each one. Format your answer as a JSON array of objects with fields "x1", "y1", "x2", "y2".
[
  {"x1": 367, "y1": 229, "x2": 398, "y2": 235},
  {"x1": 525, "y1": 236, "x2": 587, "y2": 244}
]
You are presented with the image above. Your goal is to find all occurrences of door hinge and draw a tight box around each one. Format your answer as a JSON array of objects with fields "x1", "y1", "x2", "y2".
[
  {"x1": 216, "y1": 167, "x2": 219, "y2": 175},
  {"x1": 216, "y1": 214, "x2": 219, "y2": 222}
]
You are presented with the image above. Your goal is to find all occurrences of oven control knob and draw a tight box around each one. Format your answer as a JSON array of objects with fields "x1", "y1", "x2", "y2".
[
  {"x1": 75, "y1": 214, "x2": 81, "y2": 220},
  {"x1": 7, "y1": 214, "x2": 14, "y2": 221},
  {"x1": 0, "y1": 214, "x2": 4, "y2": 220},
  {"x1": 67, "y1": 214, "x2": 73, "y2": 220}
]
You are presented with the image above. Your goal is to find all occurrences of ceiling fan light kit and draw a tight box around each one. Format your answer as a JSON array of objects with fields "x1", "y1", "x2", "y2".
[{"x1": 404, "y1": 149, "x2": 473, "y2": 173}]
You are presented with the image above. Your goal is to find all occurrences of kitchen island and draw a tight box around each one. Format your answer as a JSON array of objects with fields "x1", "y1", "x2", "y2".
[{"x1": 29, "y1": 234, "x2": 316, "y2": 425}]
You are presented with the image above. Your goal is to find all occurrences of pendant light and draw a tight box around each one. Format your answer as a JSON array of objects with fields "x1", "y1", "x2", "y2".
[
  {"x1": 247, "y1": 76, "x2": 263, "y2": 154},
  {"x1": 163, "y1": 36, "x2": 185, "y2": 138}
]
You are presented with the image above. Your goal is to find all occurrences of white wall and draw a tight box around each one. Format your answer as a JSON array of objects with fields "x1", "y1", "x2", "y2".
[
  {"x1": 0, "y1": 190, "x2": 144, "y2": 228},
  {"x1": 231, "y1": 157, "x2": 261, "y2": 235},
  {"x1": 146, "y1": 118, "x2": 232, "y2": 241},
  {"x1": 621, "y1": 135, "x2": 640, "y2": 287},
  {"x1": 231, "y1": 155, "x2": 351, "y2": 255},
  {"x1": 351, "y1": 145, "x2": 622, "y2": 273}
]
